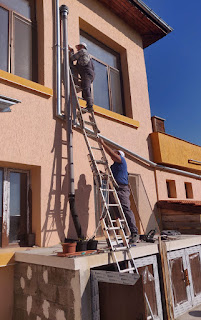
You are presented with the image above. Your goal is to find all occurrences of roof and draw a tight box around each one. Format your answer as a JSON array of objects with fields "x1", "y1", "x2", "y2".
[
  {"x1": 97, "y1": 0, "x2": 173, "y2": 48},
  {"x1": 157, "y1": 200, "x2": 201, "y2": 213}
]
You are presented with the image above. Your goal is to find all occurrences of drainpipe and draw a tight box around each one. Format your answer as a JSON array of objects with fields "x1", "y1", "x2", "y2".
[
  {"x1": 60, "y1": 5, "x2": 83, "y2": 239},
  {"x1": 55, "y1": 0, "x2": 64, "y2": 119}
]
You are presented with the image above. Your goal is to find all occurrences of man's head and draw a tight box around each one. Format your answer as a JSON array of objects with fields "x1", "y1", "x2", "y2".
[
  {"x1": 114, "y1": 150, "x2": 125, "y2": 158},
  {"x1": 75, "y1": 42, "x2": 87, "y2": 51}
]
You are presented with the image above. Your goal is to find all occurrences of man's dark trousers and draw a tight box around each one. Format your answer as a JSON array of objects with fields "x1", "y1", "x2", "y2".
[
  {"x1": 81, "y1": 72, "x2": 94, "y2": 107},
  {"x1": 110, "y1": 184, "x2": 138, "y2": 234}
]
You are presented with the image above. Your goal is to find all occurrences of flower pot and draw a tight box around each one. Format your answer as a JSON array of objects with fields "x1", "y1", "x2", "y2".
[
  {"x1": 87, "y1": 239, "x2": 98, "y2": 250},
  {"x1": 76, "y1": 240, "x2": 88, "y2": 252},
  {"x1": 62, "y1": 242, "x2": 77, "y2": 254}
]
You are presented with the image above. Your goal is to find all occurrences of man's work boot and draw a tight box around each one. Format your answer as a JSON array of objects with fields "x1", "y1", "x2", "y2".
[
  {"x1": 129, "y1": 233, "x2": 139, "y2": 244},
  {"x1": 83, "y1": 105, "x2": 94, "y2": 112}
]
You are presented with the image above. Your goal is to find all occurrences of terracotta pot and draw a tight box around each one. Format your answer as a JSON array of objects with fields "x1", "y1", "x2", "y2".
[{"x1": 62, "y1": 242, "x2": 77, "y2": 254}]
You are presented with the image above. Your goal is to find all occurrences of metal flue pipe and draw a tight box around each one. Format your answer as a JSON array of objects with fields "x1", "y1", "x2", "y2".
[
  {"x1": 55, "y1": 0, "x2": 64, "y2": 119},
  {"x1": 60, "y1": 5, "x2": 83, "y2": 239}
]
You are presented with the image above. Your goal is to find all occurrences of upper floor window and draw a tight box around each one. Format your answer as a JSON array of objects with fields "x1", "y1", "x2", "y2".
[
  {"x1": 80, "y1": 31, "x2": 124, "y2": 115},
  {"x1": 0, "y1": 0, "x2": 37, "y2": 81}
]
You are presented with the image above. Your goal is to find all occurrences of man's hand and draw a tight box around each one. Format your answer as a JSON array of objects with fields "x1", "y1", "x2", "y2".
[{"x1": 68, "y1": 45, "x2": 74, "y2": 53}]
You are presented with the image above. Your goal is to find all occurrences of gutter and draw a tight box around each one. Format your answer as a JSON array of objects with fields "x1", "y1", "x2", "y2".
[
  {"x1": 74, "y1": 123, "x2": 201, "y2": 181},
  {"x1": 131, "y1": 0, "x2": 173, "y2": 33}
]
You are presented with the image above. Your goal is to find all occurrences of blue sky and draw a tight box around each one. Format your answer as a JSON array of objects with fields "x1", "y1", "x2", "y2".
[{"x1": 143, "y1": 1, "x2": 201, "y2": 146}]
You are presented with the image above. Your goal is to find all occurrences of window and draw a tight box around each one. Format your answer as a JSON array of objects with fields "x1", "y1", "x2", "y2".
[
  {"x1": 166, "y1": 180, "x2": 177, "y2": 198},
  {"x1": 0, "y1": 168, "x2": 30, "y2": 247},
  {"x1": 80, "y1": 31, "x2": 124, "y2": 115},
  {"x1": 0, "y1": 0, "x2": 37, "y2": 81},
  {"x1": 184, "y1": 182, "x2": 193, "y2": 199}
]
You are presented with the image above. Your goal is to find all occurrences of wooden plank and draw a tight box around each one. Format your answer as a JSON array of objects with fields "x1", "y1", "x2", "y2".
[
  {"x1": 163, "y1": 221, "x2": 201, "y2": 229},
  {"x1": 161, "y1": 209, "x2": 199, "y2": 216},
  {"x1": 162, "y1": 215, "x2": 200, "y2": 222},
  {"x1": 158, "y1": 237, "x2": 174, "y2": 320}
]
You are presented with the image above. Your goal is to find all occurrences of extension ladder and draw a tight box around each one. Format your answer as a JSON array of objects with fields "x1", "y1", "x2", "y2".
[{"x1": 70, "y1": 69, "x2": 154, "y2": 319}]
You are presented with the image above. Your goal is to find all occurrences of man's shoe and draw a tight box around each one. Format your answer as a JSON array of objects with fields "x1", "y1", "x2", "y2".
[
  {"x1": 129, "y1": 233, "x2": 139, "y2": 244},
  {"x1": 83, "y1": 105, "x2": 94, "y2": 112}
]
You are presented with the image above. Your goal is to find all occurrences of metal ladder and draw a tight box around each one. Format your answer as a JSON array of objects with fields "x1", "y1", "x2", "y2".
[{"x1": 70, "y1": 69, "x2": 154, "y2": 318}]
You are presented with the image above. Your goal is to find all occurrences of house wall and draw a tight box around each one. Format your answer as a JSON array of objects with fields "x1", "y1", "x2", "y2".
[
  {"x1": 0, "y1": 265, "x2": 14, "y2": 320},
  {"x1": 155, "y1": 171, "x2": 201, "y2": 201},
  {"x1": 0, "y1": 0, "x2": 157, "y2": 248},
  {"x1": 13, "y1": 262, "x2": 81, "y2": 320}
]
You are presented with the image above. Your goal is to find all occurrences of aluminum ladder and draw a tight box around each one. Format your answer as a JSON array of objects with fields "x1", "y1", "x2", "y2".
[{"x1": 70, "y1": 69, "x2": 154, "y2": 319}]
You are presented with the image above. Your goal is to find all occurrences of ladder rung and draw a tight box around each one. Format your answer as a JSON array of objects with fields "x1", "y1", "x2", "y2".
[
  {"x1": 91, "y1": 146, "x2": 102, "y2": 150},
  {"x1": 84, "y1": 120, "x2": 96, "y2": 126},
  {"x1": 100, "y1": 188, "x2": 114, "y2": 192},
  {"x1": 95, "y1": 160, "x2": 107, "y2": 165},
  {"x1": 86, "y1": 133, "x2": 97, "y2": 138},
  {"x1": 114, "y1": 246, "x2": 128, "y2": 251},
  {"x1": 107, "y1": 204, "x2": 119, "y2": 207},
  {"x1": 119, "y1": 267, "x2": 135, "y2": 273},
  {"x1": 111, "y1": 219, "x2": 124, "y2": 223},
  {"x1": 106, "y1": 226, "x2": 121, "y2": 231}
]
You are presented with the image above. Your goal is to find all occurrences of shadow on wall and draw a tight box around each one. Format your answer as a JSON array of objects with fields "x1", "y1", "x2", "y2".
[
  {"x1": 42, "y1": 120, "x2": 69, "y2": 246},
  {"x1": 67, "y1": 174, "x2": 92, "y2": 239},
  {"x1": 42, "y1": 120, "x2": 92, "y2": 245},
  {"x1": 129, "y1": 174, "x2": 160, "y2": 235}
]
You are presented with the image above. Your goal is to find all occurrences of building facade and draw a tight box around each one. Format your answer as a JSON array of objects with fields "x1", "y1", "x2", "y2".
[{"x1": 1, "y1": 0, "x2": 201, "y2": 319}]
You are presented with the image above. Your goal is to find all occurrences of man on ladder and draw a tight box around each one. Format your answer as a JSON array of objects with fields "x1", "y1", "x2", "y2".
[
  {"x1": 69, "y1": 42, "x2": 95, "y2": 112},
  {"x1": 98, "y1": 138, "x2": 139, "y2": 243}
]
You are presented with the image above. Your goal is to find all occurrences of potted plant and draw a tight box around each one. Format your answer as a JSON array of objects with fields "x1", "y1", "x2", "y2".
[
  {"x1": 76, "y1": 238, "x2": 88, "y2": 252},
  {"x1": 62, "y1": 238, "x2": 77, "y2": 254},
  {"x1": 87, "y1": 237, "x2": 98, "y2": 250}
]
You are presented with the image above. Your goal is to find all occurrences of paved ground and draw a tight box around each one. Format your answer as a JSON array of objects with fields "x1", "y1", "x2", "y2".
[{"x1": 176, "y1": 304, "x2": 201, "y2": 319}]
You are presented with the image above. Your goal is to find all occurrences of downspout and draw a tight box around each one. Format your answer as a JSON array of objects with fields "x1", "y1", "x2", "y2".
[
  {"x1": 55, "y1": 0, "x2": 64, "y2": 119},
  {"x1": 60, "y1": 5, "x2": 83, "y2": 239}
]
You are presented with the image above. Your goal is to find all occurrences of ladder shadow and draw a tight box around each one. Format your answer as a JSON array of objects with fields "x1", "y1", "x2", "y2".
[{"x1": 42, "y1": 121, "x2": 68, "y2": 246}]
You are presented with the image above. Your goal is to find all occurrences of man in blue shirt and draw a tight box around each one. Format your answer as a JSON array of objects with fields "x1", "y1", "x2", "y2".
[{"x1": 99, "y1": 139, "x2": 139, "y2": 243}]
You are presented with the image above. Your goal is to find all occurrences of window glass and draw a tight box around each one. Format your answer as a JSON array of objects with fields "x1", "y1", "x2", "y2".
[
  {"x1": 0, "y1": 6, "x2": 9, "y2": 72},
  {"x1": 10, "y1": 172, "x2": 21, "y2": 243},
  {"x1": 93, "y1": 59, "x2": 110, "y2": 110},
  {"x1": 80, "y1": 33, "x2": 117, "y2": 68},
  {"x1": 0, "y1": 0, "x2": 32, "y2": 19},
  {"x1": 14, "y1": 15, "x2": 32, "y2": 80},
  {"x1": 110, "y1": 68, "x2": 123, "y2": 114}
]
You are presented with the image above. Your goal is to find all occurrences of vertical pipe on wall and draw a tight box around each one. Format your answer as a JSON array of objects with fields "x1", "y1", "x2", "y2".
[
  {"x1": 60, "y1": 5, "x2": 83, "y2": 239},
  {"x1": 55, "y1": 0, "x2": 63, "y2": 119}
]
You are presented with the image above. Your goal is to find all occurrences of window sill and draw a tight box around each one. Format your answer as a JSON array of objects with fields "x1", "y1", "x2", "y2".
[
  {"x1": 79, "y1": 99, "x2": 139, "y2": 129},
  {"x1": 0, "y1": 70, "x2": 53, "y2": 98},
  {"x1": 0, "y1": 246, "x2": 35, "y2": 267}
]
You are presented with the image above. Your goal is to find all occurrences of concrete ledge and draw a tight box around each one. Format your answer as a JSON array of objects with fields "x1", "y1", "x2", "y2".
[
  {"x1": 15, "y1": 242, "x2": 158, "y2": 271},
  {"x1": 165, "y1": 235, "x2": 201, "y2": 252}
]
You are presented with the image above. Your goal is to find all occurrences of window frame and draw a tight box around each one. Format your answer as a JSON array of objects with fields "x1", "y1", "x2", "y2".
[
  {"x1": 1, "y1": 167, "x2": 30, "y2": 248},
  {"x1": 0, "y1": 1, "x2": 37, "y2": 81},
  {"x1": 80, "y1": 30, "x2": 125, "y2": 114}
]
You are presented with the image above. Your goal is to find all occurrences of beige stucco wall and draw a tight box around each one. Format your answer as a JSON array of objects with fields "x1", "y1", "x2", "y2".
[
  {"x1": 0, "y1": 265, "x2": 14, "y2": 320},
  {"x1": 155, "y1": 170, "x2": 201, "y2": 201},
  {"x1": 0, "y1": 0, "x2": 157, "y2": 248}
]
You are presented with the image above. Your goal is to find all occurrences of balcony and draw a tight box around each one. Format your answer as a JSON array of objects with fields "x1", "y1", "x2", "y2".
[{"x1": 150, "y1": 132, "x2": 201, "y2": 173}]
